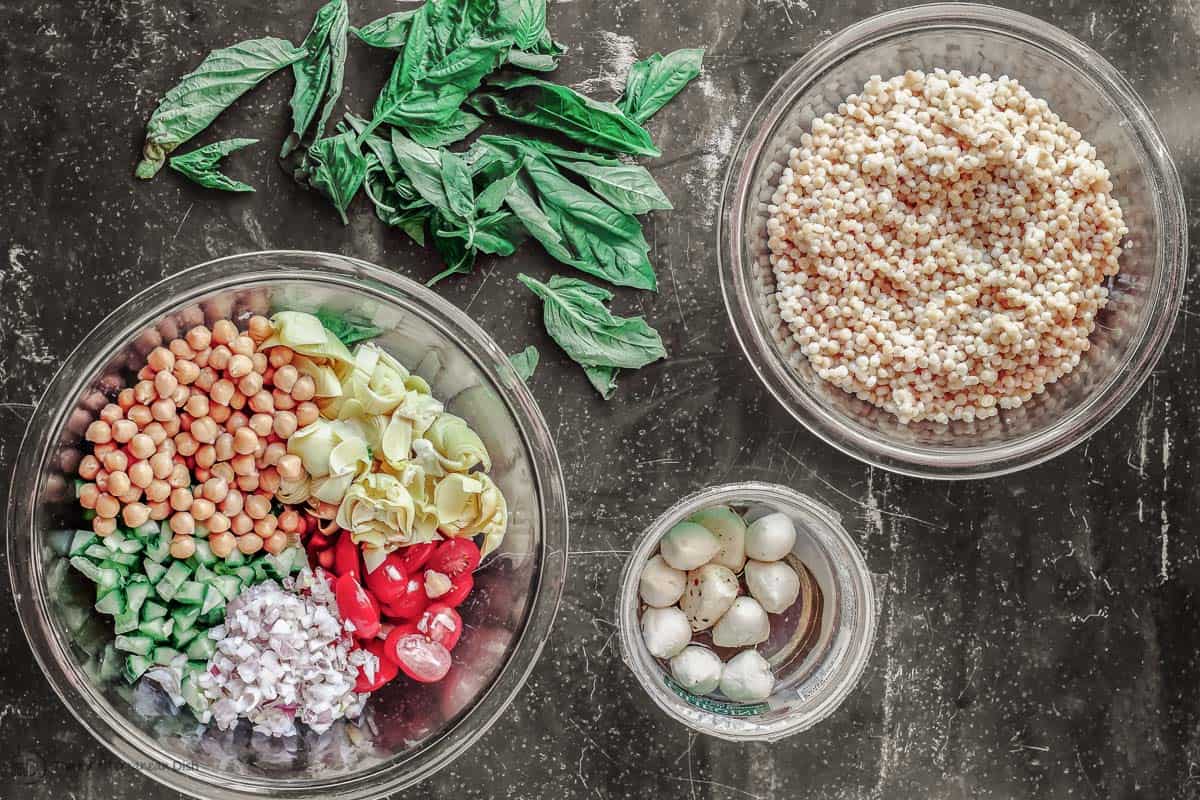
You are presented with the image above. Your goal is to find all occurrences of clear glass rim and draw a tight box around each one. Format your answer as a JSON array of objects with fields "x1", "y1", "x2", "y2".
[
  {"x1": 6, "y1": 250, "x2": 570, "y2": 799},
  {"x1": 718, "y1": 2, "x2": 1188, "y2": 480},
  {"x1": 616, "y1": 482, "x2": 876, "y2": 742}
]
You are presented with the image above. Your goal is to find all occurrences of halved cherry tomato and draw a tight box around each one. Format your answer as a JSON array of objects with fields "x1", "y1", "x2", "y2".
[
  {"x1": 417, "y1": 603, "x2": 463, "y2": 651},
  {"x1": 309, "y1": 531, "x2": 332, "y2": 550},
  {"x1": 334, "y1": 531, "x2": 362, "y2": 582},
  {"x1": 387, "y1": 633, "x2": 451, "y2": 683},
  {"x1": 381, "y1": 622, "x2": 420, "y2": 665},
  {"x1": 364, "y1": 552, "x2": 408, "y2": 607},
  {"x1": 428, "y1": 538, "x2": 480, "y2": 579},
  {"x1": 397, "y1": 541, "x2": 437, "y2": 574},
  {"x1": 378, "y1": 576, "x2": 430, "y2": 621},
  {"x1": 440, "y1": 572, "x2": 474, "y2": 608},
  {"x1": 354, "y1": 638, "x2": 398, "y2": 692},
  {"x1": 335, "y1": 574, "x2": 381, "y2": 640}
]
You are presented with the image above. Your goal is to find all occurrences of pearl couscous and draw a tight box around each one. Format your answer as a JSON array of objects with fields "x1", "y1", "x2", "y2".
[{"x1": 766, "y1": 69, "x2": 1128, "y2": 424}]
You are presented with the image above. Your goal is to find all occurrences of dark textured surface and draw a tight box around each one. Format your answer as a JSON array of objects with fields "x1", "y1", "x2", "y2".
[{"x1": 2, "y1": 0, "x2": 1199, "y2": 798}]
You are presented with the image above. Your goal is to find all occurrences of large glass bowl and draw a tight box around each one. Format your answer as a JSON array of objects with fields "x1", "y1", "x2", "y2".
[
  {"x1": 719, "y1": 3, "x2": 1187, "y2": 479},
  {"x1": 6, "y1": 251, "x2": 568, "y2": 798}
]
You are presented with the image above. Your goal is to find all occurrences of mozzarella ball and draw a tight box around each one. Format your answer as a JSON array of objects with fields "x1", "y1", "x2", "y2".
[
  {"x1": 745, "y1": 512, "x2": 796, "y2": 562},
  {"x1": 659, "y1": 521, "x2": 720, "y2": 571},
  {"x1": 688, "y1": 505, "x2": 747, "y2": 572},
  {"x1": 641, "y1": 606, "x2": 692, "y2": 659},
  {"x1": 711, "y1": 596, "x2": 771, "y2": 648},
  {"x1": 679, "y1": 563, "x2": 739, "y2": 632},
  {"x1": 720, "y1": 650, "x2": 775, "y2": 703},
  {"x1": 639, "y1": 555, "x2": 687, "y2": 608},
  {"x1": 669, "y1": 646, "x2": 724, "y2": 696},
  {"x1": 744, "y1": 559, "x2": 801, "y2": 614}
]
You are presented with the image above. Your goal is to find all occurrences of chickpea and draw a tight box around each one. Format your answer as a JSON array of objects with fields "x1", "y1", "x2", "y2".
[
  {"x1": 148, "y1": 501, "x2": 171, "y2": 521},
  {"x1": 78, "y1": 483, "x2": 100, "y2": 509},
  {"x1": 193, "y1": 348, "x2": 212, "y2": 369},
  {"x1": 219, "y1": 489, "x2": 244, "y2": 517},
  {"x1": 169, "y1": 511, "x2": 196, "y2": 537},
  {"x1": 175, "y1": 431, "x2": 199, "y2": 457},
  {"x1": 122, "y1": 502, "x2": 151, "y2": 528},
  {"x1": 269, "y1": 347, "x2": 294, "y2": 368},
  {"x1": 199, "y1": 477, "x2": 227, "y2": 503},
  {"x1": 261, "y1": 441, "x2": 286, "y2": 468},
  {"x1": 251, "y1": 352, "x2": 269, "y2": 374},
  {"x1": 193, "y1": 467, "x2": 211, "y2": 483},
  {"x1": 210, "y1": 379, "x2": 235, "y2": 407},
  {"x1": 170, "y1": 535, "x2": 197, "y2": 560},
  {"x1": 146, "y1": 479, "x2": 171, "y2": 504},
  {"x1": 246, "y1": 412, "x2": 272, "y2": 438},
  {"x1": 136, "y1": 366, "x2": 155, "y2": 382},
  {"x1": 269, "y1": 411, "x2": 298, "y2": 440},
  {"x1": 212, "y1": 319, "x2": 238, "y2": 346},
  {"x1": 210, "y1": 404, "x2": 232, "y2": 425},
  {"x1": 143, "y1": 421, "x2": 168, "y2": 446},
  {"x1": 191, "y1": 416, "x2": 219, "y2": 445},
  {"x1": 272, "y1": 390, "x2": 296, "y2": 411},
  {"x1": 264, "y1": 531, "x2": 289, "y2": 555},
  {"x1": 93, "y1": 516, "x2": 117, "y2": 536},
  {"x1": 258, "y1": 467, "x2": 281, "y2": 494},
  {"x1": 133, "y1": 380, "x2": 156, "y2": 405},
  {"x1": 128, "y1": 460, "x2": 154, "y2": 488},
  {"x1": 79, "y1": 455, "x2": 102, "y2": 480},
  {"x1": 185, "y1": 393, "x2": 209, "y2": 418},
  {"x1": 233, "y1": 426, "x2": 259, "y2": 456},
  {"x1": 236, "y1": 474, "x2": 261, "y2": 493},
  {"x1": 225, "y1": 411, "x2": 249, "y2": 431},
  {"x1": 211, "y1": 462, "x2": 236, "y2": 484},
  {"x1": 173, "y1": 359, "x2": 200, "y2": 385},
  {"x1": 93, "y1": 441, "x2": 118, "y2": 458},
  {"x1": 169, "y1": 463, "x2": 191, "y2": 489},
  {"x1": 208, "y1": 512, "x2": 231, "y2": 535},
  {"x1": 209, "y1": 530, "x2": 236, "y2": 557},
  {"x1": 231, "y1": 453, "x2": 258, "y2": 477},
  {"x1": 119, "y1": 486, "x2": 144, "y2": 505},
  {"x1": 170, "y1": 385, "x2": 190, "y2": 408},
  {"x1": 107, "y1": 471, "x2": 131, "y2": 497},
  {"x1": 185, "y1": 325, "x2": 212, "y2": 351},
  {"x1": 85, "y1": 420, "x2": 113, "y2": 444},
  {"x1": 209, "y1": 345, "x2": 232, "y2": 372},
  {"x1": 169, "y1": 487, "x2": 194, "y2": 512},
  {"x1": 167, "y1": 339, "x2": 195, "y2": 360},
  {"x1": 100, "y1": 449, "x2": 129, "y2": 473},
  {"x1": 249, "y1": 390, "x2": 274, "y2": 414},
  {"x1": 277, "y1": 454, "x2": 304, "y2": 481},
  {"x1": 150, "y1": 398, "x2": 176, "y2": 422},
  {"x1": 100, "y1": 403, "x2": 123, "y2": 424},
  {"x1": 231, "y1": 335, "x2": 255, "y2": 357},
  {"x1": 295, "y1": 402, "x2": 320, "y2": 427},
  {"x1": 244, "y1": 493, "x2": 271, "y2": 520},
  {"x1": 147, "y1": 346, "x2": 175, "y2": 373},
  {"x1": 127, "y1": 433, "x2": 154, "y2": 460},
  {"x1": 237, "y1": 533, "x2": 265, "y2": 555},
  {"x1": 229, "y1": 392, "x2": 247, "y2": 411},
  {"x1": 191, "y1": 498, "x2": 216, "y2": 522},
  {"x1": 231, "y1": 513, "x2": 254, "y2": 535},
  {"x1": 214, "y1": 432, "x2": 236, "y2": 462},
  {"x1": 194, "y1": 367, "x2": 217, "y2": 392},
  {"x1": 272, "y1": 364, "x2": 299, "y2": 393},
  {"x1": 149, "y1": 451, "x2": 173, "y2": 480},
  {"x1": 127, "y1": 404, "x2": 153, "y2": 428},
  {"x1": 247, "y1": 315, "x2": 273, "y2": 341},
  {"x1": 95, "y1": 493, "x2": 120, "y2": 519},
  {"x1": 254, "y1": 513, "x2": 278, "y2": 537},
  {"x1": 117, "y1": 388, "x2": 136, "y2": 410},
  {"x1": 154, "y1": 370, "x2": 179, "y2": 400},
  {"x1": 237, "y1": 371, "x2": 264, "y2": 398}
]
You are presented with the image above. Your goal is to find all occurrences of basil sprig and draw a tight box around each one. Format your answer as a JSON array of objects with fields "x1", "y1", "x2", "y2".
[
  {"x1": 618, "y1": 48, "x2": 705, "y2": 124},
  {"x1": 281, "y1": 0, "x2": 350, "y2": 158}
]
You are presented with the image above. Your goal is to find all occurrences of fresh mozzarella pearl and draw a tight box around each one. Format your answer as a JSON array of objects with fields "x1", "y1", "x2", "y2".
[
  {"x1": 670, "y1": 646, "x2": 724, "y2": 695},
  {"x1": 688, "y1": 506, "x2": 747, "y2": 572},
  {"x1": 711, "y1": 596, "x2": 771, "y2": 648},
  {"x1": 659, "y1": 521, "x2": 720, "y2": 571},
  {"x1": 720, "y1": 650, "x2": 775, "y2": 703},
  {"x1": 641, "y1": 606, "x2": 691, "y2": 659},
  {"x1": 744, "y1": 512, "x2": 796, "y2": 562},
  {"x1": 639, "y1": 555, "x2": 687, "y2": 608},
  {"x1": 679, "y1": 563, "x2": 739, "y2": 632},
  {"x1": 744, "y1": 559, "x2": 801, "y2": 614}
]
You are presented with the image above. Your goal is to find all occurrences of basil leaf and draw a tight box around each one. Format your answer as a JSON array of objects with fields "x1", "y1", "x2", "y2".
[
  {"x1": 475, "y1": 167, "x2": 519, "y2": 214},
  {"x1": 303, "y1": 132, "x2": 367, "y2": 224},
  {"x1": 391, "y1": 131, "x2": 454, "y2": 215},
  {"x1": 583, "y1": 365, "x2": 618, "y2": 399},
  {"x1": 405, "y1": 108, "x2": 485, "y2": 148},
  {"x1": 136, "y1": 37, "x2": 305, "y2": 178},
  {"x1": 503, "y1": 48, "x2": 559, "y2": 72},
  {"x1": 440, "y1": 150, "x2": 475, "y2": 221},
  {"x1": 508, "y1": 346, "x2": 539, "y2": 380},
  {"x1": 517, "y1": 273, "x2": 666, "y2": 370},
  {"x1": 281, "y1": 0, "x2": 347, "y2": 158},
  {"x1": 618, "y1": 48, "x2": 704, "y2": 124},
  {"x1": 437, "y1": 210, "x2": 526, "y2": 256},
  {"x1": 168, "y1": 138, "x2": 258, "y2": 192},
  {"x1": 344, "y1": 113, "x2": 400, "y2": 183},
  {"x1": 541, "y1": 154, "x2": 672, "y2": 214},
  {"x1": 351, "y1": 10, "x2": 419, "y2": 50},
  {"x1": 314, "y1": 2, "x2": 351, "y2": 141},
  {"x1": 502, "y1": 175, "x2": 576, "y2": 263},
  {"x1": 315, "y1": 309, "x2": 383, "y2": 347},
  {"x1": 469, "y1": 75, "x2": 659, "y2": 157},
  {"x1": 429, "y1": 218, "x2": 477, "y2": 285},
  {"x1": 494, "y1": 0, "x2": 547, "y2": 50}
]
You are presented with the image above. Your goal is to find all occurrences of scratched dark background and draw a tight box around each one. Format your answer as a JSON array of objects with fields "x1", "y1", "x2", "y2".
[{"x1": 2, "y1": 0, "x2": 1199, "y2": 798}]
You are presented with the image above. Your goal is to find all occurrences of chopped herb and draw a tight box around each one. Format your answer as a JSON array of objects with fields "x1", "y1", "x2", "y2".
[{"x1": 315, "y1": 309, "x2": 384, "y2": 347}]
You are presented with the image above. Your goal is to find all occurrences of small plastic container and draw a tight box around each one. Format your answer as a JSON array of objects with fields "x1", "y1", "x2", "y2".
[{"x1": 617, "y1": 483, "x2": 876, "y2": 741}]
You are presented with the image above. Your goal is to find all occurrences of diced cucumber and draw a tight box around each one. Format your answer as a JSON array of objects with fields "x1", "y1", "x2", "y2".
[
  {"x1": 153, "y1": 646, "x2": 182, "y2": 666},
  {"x1": 102, "y1": 528, "x2": 127, "y2": 551},
  {"x1": 95, "y1": 590, "x2": 126, "y2": 617},
  {"x1": 200, "y1": 584, "x2": 225, "y2": 615},
  {"x1": 48, "y1": 529, "x2": 75, "y2": 557},
  {"x1": 252, "y1": 561, "x2": 269, "y2": 583},
  {"x1": 114, "y1": 635, "x2": 154, "y2": 656},
  {"x1": 123, "y1": 654, "x2": 152, "y2": 683},
  {"x1": 213, "y1": 575, "x2": 242, "y2": 603},
  {"x1": 114, "y1": 607, "x2": 140, "y2": 635},
  {"x1": 193, "y1": 522, "x2": 209, "y2": 540},
  {"x1": 58, "y1": 601, "x2": 92, "y2": 635},
  {"x1": 74, "y1": 616, "x2": 111, "y2": 657},
  {"x1": 115, "y1": 537, "x2": 143, "y2": 555},
  {"x1": 133, "y1": 520, "x2": 159, "y2": 540},
  {"x1": 46, "y1": 557, "x2": 73, "y2": 598},
  {"x1": 193, "y1": 564, "x2": 217, "y2": 584},
  {"x1": 99, "y1": 644, "x2": 123, "y2": 683},
  {"x1": 172, "y1": 605, "x2": 202, "y2": 631},
  {"x1": 155, "y1": 578, "x2": 179, "y2": 603},
  {"x1": 81, "y1": 653, "x2": 103, "y2": 685},
  {"x1": 174, "y1": 581, "x2": 205, "y2": 606},
  {"x1": 105, "y1": 551, "x2": 140, "y2": 568},
  {"x1": 138, "y1": 617, "x2": 174, "y2": 641},
  {"x1": 125, "y1": 581, "x2": 150, "y2": 613},
  {"x1": 181, "y1": 673, "x2": 206, "y2": 715},
  {"x1": 82, "y1": 509, "x2": 96, "y2": 521},
  {"x1": 192, "y1": 539, "x2": 217, "y2": 566},
  {"x1": 84, "y1": 543, "x2": 111, "y2": 561},
  {"x1": 143, "y1": 560, "x2": 168, "y2": 584},
  {"x1": 144, "y1": 534, "x2": 171, "y2": 563},
  {"x1": 141, "y1": 600, "x2": 168, "y2": 622},
  {"x1": 200, "y1": 607, "x2": 225, "y2": 627},
  {"x1": 69, "y1": 530, "x2": 97, "y2": 557},
  {"x1": 97, "y1": 559, "x2": 131, "y2": 579},
  {"x1": 231, "y1": 566, "x2": 255, "y2": 584},
  {"x1": 185, "y1": 635, "x2": 215, "y2": 661},
  {"x1": 163, "y1": 560, "x2": 192, "y2": 586},
  {"x1": 223, "y1": 549, "x2": 246, "y2": 568},
  {"x1": 172, "y1": 625, "x2": 200, "y2": 650}
]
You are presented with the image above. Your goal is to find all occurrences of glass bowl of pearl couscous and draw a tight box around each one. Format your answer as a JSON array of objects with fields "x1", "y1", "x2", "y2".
[{"x1": 719, "y1": 3, "x2": 1186, "y2": 479}]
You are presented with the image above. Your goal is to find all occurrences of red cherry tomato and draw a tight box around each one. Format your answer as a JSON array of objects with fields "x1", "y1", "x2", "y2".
[
  {"x1": 335, "y1": 574, "x2": 381, "y2": 640},
  {"x1": 364, "y1": 552, "x2": 408, "y2": 606},
  {"x1": 334, "y1": 532, "x2": 362, "y2": 582},
  {"x1": 354, "y1": 638, "x2": 398, "y2": 692},
  {"x1": 309, "y1": 531, "x2": 332, "y2": 550},
  {"x1": 387, "y1": 633, "x2": 451, "y2": 683},
  {"x1": 417, "y1": 603, "x2": 463, "y2": 651},
  {"x1": 428, "y1": 538, "x2": 480, "y2": 579},
  {"x1": 378, "y1": 576, "x2": 430, "y2": 621},
  {"x1": 397, "y1": 542, "x2": 437, "y2": 573},
  {"x1": 440, "y1": 572, "x2": 474, "y2": 608},
  {"x1": 317, "y1": 548, "x2": 336, "y2": 572}
]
